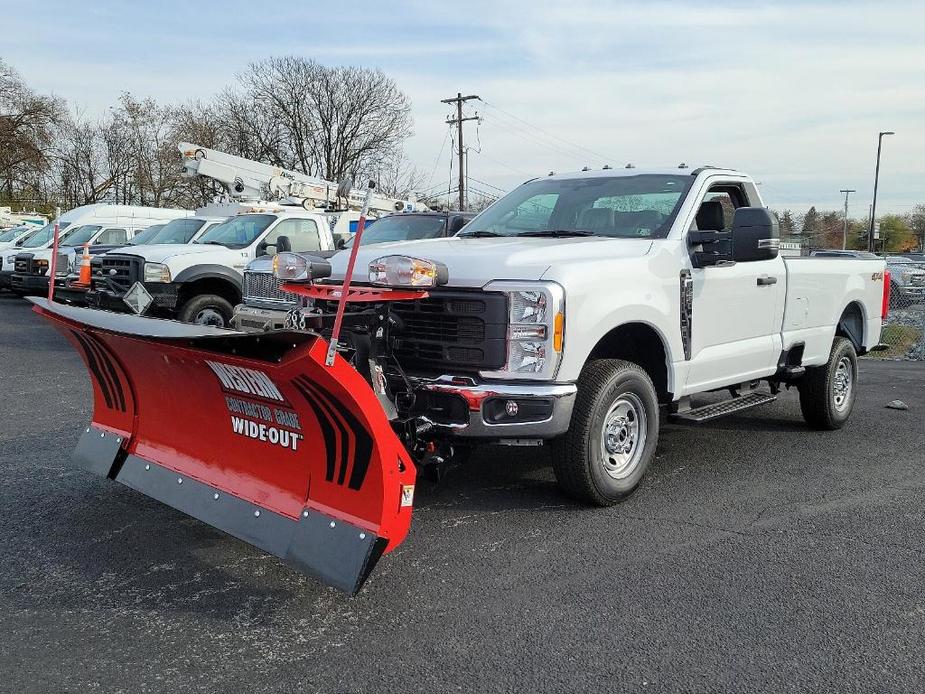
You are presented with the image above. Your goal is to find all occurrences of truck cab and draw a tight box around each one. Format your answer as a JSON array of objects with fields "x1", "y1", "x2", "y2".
[{"x1": 88, "y1": 208, "x2": 338, "y2": 326}]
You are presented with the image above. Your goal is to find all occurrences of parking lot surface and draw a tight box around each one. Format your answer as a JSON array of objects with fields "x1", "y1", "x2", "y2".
[{"x1": 2, "y1": 293, "x2": 924, "y2": 693}]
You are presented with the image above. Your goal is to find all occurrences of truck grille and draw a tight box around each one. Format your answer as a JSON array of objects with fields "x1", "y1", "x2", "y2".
[
  {"x1": 390, "y1": 291, "x2": 507, "y2": 372},
  {"x1": 94, "y1": 254, "x2": 142, "y2": 294},
  {"x1": 14, "y1": 253, "x2": 34, "y2": 274},
  {"x1": 243, "y1": 270, "x2": 298, "y2": 307},
  {"x1": 910, "y1": 274, "x2": 925, "y2": 286}
]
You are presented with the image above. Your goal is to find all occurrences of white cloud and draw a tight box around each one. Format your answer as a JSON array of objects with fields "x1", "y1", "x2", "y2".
[{"x1": 3, "y1": 0, "x2": 923, "y2": 213}]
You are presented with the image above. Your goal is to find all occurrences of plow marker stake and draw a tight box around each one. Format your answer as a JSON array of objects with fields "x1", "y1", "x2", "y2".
[{"x1": 31, "y1": 298, "x2": 415, "y2": 594}]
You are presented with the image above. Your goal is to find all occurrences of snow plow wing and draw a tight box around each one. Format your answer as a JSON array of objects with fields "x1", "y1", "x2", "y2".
[{"x1": 30, "y1": 298, "x2": 416, "y2": 594}]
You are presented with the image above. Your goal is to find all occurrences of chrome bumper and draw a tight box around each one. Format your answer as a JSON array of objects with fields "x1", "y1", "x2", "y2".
[{"x1": 411, "y1": 376, "x2": 577, "y2": 439}]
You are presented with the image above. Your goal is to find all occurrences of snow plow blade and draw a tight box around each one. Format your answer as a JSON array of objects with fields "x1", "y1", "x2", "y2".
[{"x1": 30, "y1": 298, "x2": 416, "y2": 594}]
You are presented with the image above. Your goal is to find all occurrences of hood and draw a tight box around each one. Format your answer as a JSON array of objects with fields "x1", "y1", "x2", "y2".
[
  {"x1": 116, "y1": 243, "x2": 239, "y2": 264},
  {"x1": 327, "y1": 236, "x2": 654, "y2": 287}
]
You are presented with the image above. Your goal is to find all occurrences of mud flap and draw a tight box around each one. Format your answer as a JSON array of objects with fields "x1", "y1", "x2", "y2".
[{"x1": 31, "y1": 298, "x2": 415, "y2": 594}]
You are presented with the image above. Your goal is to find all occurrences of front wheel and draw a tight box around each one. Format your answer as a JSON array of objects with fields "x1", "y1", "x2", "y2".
[
  {"x1": 552, "y1": 359, "x2": 660, "y2": 506},
  {"x1": 177, "y1": 294, "x2": 234, "y2": 327},
  {"x1": 798, "y1": 337, "x2": 858, "y2": 430}
]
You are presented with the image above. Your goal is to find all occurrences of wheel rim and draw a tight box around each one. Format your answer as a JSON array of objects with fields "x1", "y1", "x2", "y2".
[
  {"x1": 600, "y1": 393, "x2": 647, "y2": 479},
  {"x1": 832, "y1": 356, "x2": 853, "y2": 412},
  {"x1": 193, "y1": 307, "x2": 226, "y2": 327}
]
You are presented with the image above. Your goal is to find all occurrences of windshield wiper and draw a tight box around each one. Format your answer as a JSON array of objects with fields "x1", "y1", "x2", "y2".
[
  {"x1": 458, "y1": 230, "x2": 503, "y2": 238},
  {"x1": 204, "y1": 241, "x2": 229, "y2": 246},
  {"x1": 515, "y1": 229, "x2": 597, "y2": 238}
]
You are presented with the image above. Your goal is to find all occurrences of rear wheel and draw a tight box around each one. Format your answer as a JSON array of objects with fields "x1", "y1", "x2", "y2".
[
  {"x1": 798, "y1": 337, "x2": 858, "y2": 430},
  {"x1": 177, "y1": 294, "x2": 234, "y2": 327},
  {"x1": 552, "y1": 359, "x2": 660, "y2": 506}
]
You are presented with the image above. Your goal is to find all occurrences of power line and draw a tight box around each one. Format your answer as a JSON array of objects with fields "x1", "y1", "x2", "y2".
[
  {"x1": 479, "y1": 98, "x2": 619, "y2": 165},
  {"x1": 465, "y1": 175, "x2": 508, "y2": 194},
  {"x1": 425, "y1": 124, "x2": 453, "y2": 190}
]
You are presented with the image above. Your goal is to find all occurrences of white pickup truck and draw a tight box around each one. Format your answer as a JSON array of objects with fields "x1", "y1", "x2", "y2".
[
  {"x1": 324, "y1": 166, "x2": 888, "y2": 504},
  {"x1": 88, "y1": 207, "x2": 346, "y2": 326}
]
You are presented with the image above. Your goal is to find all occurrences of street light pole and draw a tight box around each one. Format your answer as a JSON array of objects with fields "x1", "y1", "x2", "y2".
[
  {"x1": 839, "y1": 189, "x2": 855, "y2": 250},
  {"x1": 868, "y1": 131, "x2": 894, "y2": 253}
]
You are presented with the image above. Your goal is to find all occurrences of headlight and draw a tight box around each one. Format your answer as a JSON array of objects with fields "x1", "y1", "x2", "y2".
[
  {"x1": 272, "y1": 252, "x2": 332, "y2": 283},
  {"x1": 481, "y1": 281, "x2": 565, "y2": 380},
  {"x1": 35, "y1": 259, "x2": 49, "y2": 275},
  {"x1": 143, "y1": 262, "x2": 171, "y2": 283},
  {"x1": 369, "y1": 255, "x2": 448, "y2": 288}
]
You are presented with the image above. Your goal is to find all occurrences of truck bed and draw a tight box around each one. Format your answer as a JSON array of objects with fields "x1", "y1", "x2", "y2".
[{"x1": 780, "y1": 256, "x2": 885, "y2": 365}]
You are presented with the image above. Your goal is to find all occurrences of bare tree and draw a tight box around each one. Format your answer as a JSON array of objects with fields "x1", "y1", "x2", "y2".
[
  {"x1": 219, "y1": 57, "x2": 414, "y2": 183},
  {"x1": 0, "y1": 58, "x2": 65, "y2": 203}
]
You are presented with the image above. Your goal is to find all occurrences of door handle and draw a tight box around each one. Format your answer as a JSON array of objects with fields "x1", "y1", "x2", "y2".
[{"x1": 757, "y1": 275, "x2": 778, "y2": 286}]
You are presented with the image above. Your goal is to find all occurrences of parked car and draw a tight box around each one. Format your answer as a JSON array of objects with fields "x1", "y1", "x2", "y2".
[{"x1": 883, "y1": 256, "x2": 925, "y2": 307}]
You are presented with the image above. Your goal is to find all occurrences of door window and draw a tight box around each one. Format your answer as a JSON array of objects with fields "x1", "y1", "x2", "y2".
[
  {"x1": 96, "y1": 228, "x2": 128, "y2": 245},
  {"x1": 264, "y1": 218, "x2": 322, "y2": 253}
]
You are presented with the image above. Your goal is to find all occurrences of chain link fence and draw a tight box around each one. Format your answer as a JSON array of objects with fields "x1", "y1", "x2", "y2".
[{"x1": 866, "y1": 272, "x2": 925, "y2": 360}]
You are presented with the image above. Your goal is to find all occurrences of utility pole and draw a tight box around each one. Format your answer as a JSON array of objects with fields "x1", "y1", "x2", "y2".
[
  {"x1": 441, "y1": 93, "x2": 479, "y2": 211},
  {"x1": 839, "y1": 189, "x2": 855, "y2": 250}
]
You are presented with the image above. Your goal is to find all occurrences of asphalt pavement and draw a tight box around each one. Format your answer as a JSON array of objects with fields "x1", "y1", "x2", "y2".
[{"x1": 1, "y1": 292, "x2": 924, "y2": 694}]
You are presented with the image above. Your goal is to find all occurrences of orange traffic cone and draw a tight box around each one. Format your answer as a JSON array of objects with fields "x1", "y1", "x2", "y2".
[{"x1": 78, "y1": 243, "x2": 91, "y2": 286}]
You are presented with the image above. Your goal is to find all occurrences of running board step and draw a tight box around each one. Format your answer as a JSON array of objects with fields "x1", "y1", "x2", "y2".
[{"x1": 671, "y1": 392, "x2": 777, "y2": 423}]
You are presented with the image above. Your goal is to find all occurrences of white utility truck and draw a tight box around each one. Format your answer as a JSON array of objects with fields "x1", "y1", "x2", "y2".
[
  {"x1": 86, "y1": 144, "x2": 429, "y2": 326},
  {"x1": 316, "y1": 166, "x2": 888, "y2": 504},
  {"x1": 4, "y1": 204, "x2": 188, "y2": 294}
]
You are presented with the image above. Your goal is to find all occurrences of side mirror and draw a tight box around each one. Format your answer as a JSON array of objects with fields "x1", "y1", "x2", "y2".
[
  {"x1": 335, "y1": 237, "x2": 346, "y2": 250},
  {"x1": 688, "y1": 229, "x2": 732, "y2": 268},
  {"x1": 731, "y1": 207, "x2": 780, "y2": 263},
  {"x1": 447, "y1": 216, "x2": 468, "y2": 235}
]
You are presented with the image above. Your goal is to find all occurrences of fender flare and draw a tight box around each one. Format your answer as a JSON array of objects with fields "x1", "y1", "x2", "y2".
[{"x1": 172, "y1": 264, "x2": 243, "y2": 292}]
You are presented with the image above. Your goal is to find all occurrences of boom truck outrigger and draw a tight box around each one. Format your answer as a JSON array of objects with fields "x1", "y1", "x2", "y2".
[{"x1": 33, "y1": 165, "x2": 890, "y2": 594}]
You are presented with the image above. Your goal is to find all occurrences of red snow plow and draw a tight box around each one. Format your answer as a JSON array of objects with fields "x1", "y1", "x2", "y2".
[
  {"x1": 32, "y1": 297, "x2": 418, "y2": 593},
  {"x1": 30, "y1": 181, "x2": 451, "y2": 594}
]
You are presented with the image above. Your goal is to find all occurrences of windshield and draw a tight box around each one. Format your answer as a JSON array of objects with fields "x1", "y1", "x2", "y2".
[
  {"x1": 461, "y1": 174, "x2": 693, "y2": 239},
  {"x1": 20, "y1": 221, "x2": 73, "y2": 248},
  {"x1": 61, "y1": 225, "x2": 102, "y2": 246},
  {"x1": 149, "y1": 218, "x2": 206, "y2": 244},
  {"x1": 344, "y1": 215, "x2": 447, "y2": 247},
  {"x1": 127, "y1": 226, "x2": 162, "y2": 245},
  {"x1": 0, "y1": 227, "x2": 27, "y2": 242},
  {"x1": 194, "y1": 214, "x2": 275, "y2": 248}
]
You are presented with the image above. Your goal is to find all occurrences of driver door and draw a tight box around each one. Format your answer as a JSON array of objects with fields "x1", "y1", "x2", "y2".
[{"x1": 683, "y1": 185, "x2": 786, "y2": 394}]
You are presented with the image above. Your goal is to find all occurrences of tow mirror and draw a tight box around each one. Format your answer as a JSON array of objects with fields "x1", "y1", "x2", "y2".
[
  {"x1": 275, "y1": 235, "x2": 292, "y2": 253},
  {"x1": 731, "y1": 208, "x2": 780, "y2": 263},
  {"x1": 335, "y1": 237, "x2": 347, "y2": 250}
]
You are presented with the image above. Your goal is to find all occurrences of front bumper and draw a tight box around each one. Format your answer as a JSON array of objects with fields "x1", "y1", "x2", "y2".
[
  {"x1": 10, "y1": 273, "x2": 49, "y2": 294},
  {"x1": 410, "y1": 376, "x2": 577, "y2": 439},
  {"x1": 89, "y1": 282, "x2": 180, "y2": 313}
]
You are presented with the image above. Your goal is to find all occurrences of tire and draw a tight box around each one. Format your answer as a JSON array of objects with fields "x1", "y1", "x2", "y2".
[
  {"x1": 177, "y1": 294, "x2": 234, "y2": 327},
  {"x1": 798, "y1": 337, "x2": 858, "y2": 430},
  {"x1": 552, "y1": 359, "x2": 660, "y2": 506}
]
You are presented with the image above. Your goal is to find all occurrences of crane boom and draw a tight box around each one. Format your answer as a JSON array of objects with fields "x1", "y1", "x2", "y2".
[{"x1": 178, "y1": 143, "x2": 428, "y2": 215}]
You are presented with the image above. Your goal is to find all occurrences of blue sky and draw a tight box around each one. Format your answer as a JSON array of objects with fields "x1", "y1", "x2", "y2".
[{"x1": 3, "y1": 0, "x2": 924, "y2": 215}]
